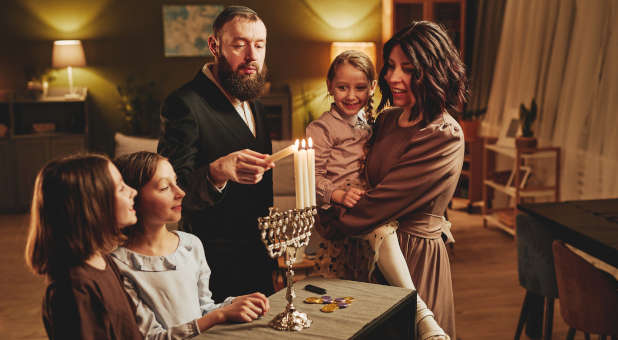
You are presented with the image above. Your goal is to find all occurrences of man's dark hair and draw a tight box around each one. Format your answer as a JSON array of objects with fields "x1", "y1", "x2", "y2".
[
  {"x1": 213, "y1": 6, "x2": 260, "y2": 39},
  {"x1": 378, "y1": 21, "x2": 469, "y2": 125}
]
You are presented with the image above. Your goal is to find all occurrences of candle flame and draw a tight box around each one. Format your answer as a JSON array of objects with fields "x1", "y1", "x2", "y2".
[
  {"x1": 294, "y1": 139, "x2": 300, "y2": 150},
  {"x1": 301, "y1": 139, "x2": 306, "y2": 149},
  {"x1": 308, "y1": 137, "x2": 313, "y2": 149}
]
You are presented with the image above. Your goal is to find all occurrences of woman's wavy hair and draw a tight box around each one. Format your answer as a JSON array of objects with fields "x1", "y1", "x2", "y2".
[
  {"x1": 25, "y1": 153, "x2": 121, "y2": 281},
  {"x1": 113, "y1": 151, "x2": 166, "y2": 234},
  {"x1": 378, "y1": 21, "x2": 469, "y2": 125}
]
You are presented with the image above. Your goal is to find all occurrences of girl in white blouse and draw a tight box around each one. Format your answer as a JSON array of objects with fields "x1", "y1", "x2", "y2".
[{"x1": 112, "y1": 151, "x2": 269, "y2": 340}]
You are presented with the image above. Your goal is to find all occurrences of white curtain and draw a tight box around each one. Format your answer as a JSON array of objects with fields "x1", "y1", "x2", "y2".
[{"x1": 483, "y1": 0, "x2": 618, "y2": 200}]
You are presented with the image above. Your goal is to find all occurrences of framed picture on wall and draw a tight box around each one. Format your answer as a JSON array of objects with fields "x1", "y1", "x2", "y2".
[{"x1": 162, "y1": 4, "x2": 224, "y2": 57}]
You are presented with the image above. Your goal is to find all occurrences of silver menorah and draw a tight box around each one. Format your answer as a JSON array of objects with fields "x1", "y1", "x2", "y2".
[{"x1": 258, "y1": 206, "x2": 317, "y2": 331}]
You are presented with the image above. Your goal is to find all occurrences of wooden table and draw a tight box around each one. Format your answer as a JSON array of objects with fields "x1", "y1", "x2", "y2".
[
  {"x1": 518, "y1": 199, "x2": 618, "y2": 267},
  {"x1": 195, "y1": 277, "x2": 416, "y2": 340}
]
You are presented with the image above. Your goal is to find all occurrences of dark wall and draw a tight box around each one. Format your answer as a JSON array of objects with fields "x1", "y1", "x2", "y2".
[{"x1": 0, "y1": 0, "x2": 382, "y2": 154}]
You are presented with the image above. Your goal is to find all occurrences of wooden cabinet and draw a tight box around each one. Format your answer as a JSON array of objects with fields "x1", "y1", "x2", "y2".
[
  {"x1": 482, "y1": 142, "x2": 561, "y2": 235},
  {"x1": 383, "y1": 0, "x2": 466, "y2": 57},
  {"x1": 456, "y1": 138, "x2": 484, "y2": 212},
  {"x1": 259, "y1": 87, "x2": 291, "y2": 141},
  {"x1": 0, "y1": 93, "x2": 88, "y2": 212}
]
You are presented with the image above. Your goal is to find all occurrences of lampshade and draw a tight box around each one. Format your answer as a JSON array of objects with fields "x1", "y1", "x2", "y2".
[
  {"x1": 52, "y1": 40, "x2": 86, "y2": 68},
  {"x1": 330, "y1": 42, "x2": 376, "y2": 66}
]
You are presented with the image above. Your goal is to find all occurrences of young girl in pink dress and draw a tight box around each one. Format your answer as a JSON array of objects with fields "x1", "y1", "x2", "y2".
[{"x1": 307, "y1": 50, "x2": 449, "y2": 340}]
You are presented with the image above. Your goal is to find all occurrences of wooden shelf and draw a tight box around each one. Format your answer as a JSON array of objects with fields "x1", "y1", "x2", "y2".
[
  {"x1": 483, "y1": 180, "x2": 556, "y2": 198},
  {"x1": 259, "y1": 87, "x2": 291, "y2": 140},
  {"x1": 454, "y1": 137, "x2": 483, "y2": 212},
  {"x1": 483, "y1": 212, "x2": 515, "y2": 236},
  {"x1": 0, "y1": 94, "x2": 88, "y2": 212},
  {"x1": 485, "y1": 144, "x2": 559, "y2": 159},
  {"x1": 13, "y1": 132, "x2": 86, "y2": 139},
  {"x1": 482, "y1": 141, "x2": 561, "y2": 236}
]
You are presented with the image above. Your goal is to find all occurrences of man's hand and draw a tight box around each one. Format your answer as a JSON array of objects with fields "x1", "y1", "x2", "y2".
[
  {"x1": 209, "y1": 149, "x2": 275, "y2": 186},
  {"x1": 331, "y1": 187, "x2": 365, "y2": 208},
  {"x1": 222, "y1": 292, "x2": 270, "y2": 323}
]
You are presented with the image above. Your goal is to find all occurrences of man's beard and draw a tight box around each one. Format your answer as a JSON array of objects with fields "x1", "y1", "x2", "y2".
[{"x1": 217, "y1": 55, "x2": 268, "y2": 101}]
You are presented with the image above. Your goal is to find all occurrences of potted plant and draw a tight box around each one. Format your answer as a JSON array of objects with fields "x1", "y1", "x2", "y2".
[
  {"x1": 517, "y1": 99, "x2": 538, "y2": 149},
  {"x1": 114, "y1": 76, "x2": 161, "y2": 157},
  {"x1": 24, "y1": 67, "x2": 57, "y2": 99},
  {"x1": 117, "y1": 76, "x2": 160, "y2": 138},
  {"x1": 460, "y1": 107, "x2": 486, "y2": 142}
]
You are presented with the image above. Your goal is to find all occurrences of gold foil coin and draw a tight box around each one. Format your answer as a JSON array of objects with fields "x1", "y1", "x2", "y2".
[
  {"x1": 304, "y1": 297, "x2": 322, "y2": 304},
  {"x1": 320, "y1": 303, "x2": 339, "y2": 313}
]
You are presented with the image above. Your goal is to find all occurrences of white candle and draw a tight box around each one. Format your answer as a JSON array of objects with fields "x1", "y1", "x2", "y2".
[
  {"x1": 266, "y1": 143, "x2": 296, "y2": 163},
  {"x1": 307, "y1": 137, "x2": 316, "y2": 207},
  {"x1": 293, "y1": 139, "x2": 305, "y2": 209},
  {"x1": 300, "y1": 139, "x2": 310, "y2": 208}
]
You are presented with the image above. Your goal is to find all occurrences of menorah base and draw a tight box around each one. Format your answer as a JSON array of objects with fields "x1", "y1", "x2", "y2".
[{"x1": 268, "y1": 306, "x2": 312, "y2": 331}]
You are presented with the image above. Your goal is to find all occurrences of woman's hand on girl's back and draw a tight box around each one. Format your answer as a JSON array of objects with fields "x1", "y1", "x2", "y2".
[{"x1": 224, "y1": 292, "x2": 270, "y2": 322}]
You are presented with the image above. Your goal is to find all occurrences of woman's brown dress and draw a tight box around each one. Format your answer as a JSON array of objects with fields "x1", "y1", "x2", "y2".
[{"x1": 320, "y1": 109, "x2": 464, "y2": 339}]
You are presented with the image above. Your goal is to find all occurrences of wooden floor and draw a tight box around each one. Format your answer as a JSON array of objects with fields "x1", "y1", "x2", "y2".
[{"x1": 0, "y1": 199, "x2": 588, "y2": 339}]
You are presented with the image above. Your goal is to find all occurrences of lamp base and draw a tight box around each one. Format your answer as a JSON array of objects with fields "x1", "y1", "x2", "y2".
[{"x1": 64, "y1": 92, "x2": 82, "y2": 99}]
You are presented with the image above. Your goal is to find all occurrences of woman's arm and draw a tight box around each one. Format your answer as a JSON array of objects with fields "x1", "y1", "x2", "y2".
[{"x1": 325, "y1": 119, "x2": 464, "y2": 236}]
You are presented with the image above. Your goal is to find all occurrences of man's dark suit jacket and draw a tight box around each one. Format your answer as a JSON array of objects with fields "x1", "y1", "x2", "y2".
[{"x1": 158, "y1": 70, "x2": 275, "y2": 301}]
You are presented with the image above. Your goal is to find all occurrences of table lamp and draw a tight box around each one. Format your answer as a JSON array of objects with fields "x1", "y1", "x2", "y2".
[
  {"x1": 52, "y1": 40, "x2": 86, "y2": 98},
  {"x1": 330, "y1": 42, "x2": 376, "y2": 66}
]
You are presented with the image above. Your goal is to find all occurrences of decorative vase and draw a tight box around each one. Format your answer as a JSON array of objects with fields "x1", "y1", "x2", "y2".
[
  {"x1": 515, "y1": 136, "x2": 538, "y2": 150},
  {"x1": 462, "y1": 120, "x2": 480, "y2": 142}
]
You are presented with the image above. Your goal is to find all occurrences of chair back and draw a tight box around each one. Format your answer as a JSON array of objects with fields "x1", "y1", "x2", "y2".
[
  {"x1": 516, "y1": 214, "x2": 558, "y2": 298},
  {"x1": 552, "y1": 240, "x2": 618, "y2": 335}
]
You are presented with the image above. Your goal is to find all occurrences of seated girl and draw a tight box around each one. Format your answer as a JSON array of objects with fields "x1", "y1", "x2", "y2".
[
  {"x1": 25, "y1": 153, "x2": 143, "y2": 340},
  {"x1": 112, "y1": 151, "x2": 269, "y2": 339}
]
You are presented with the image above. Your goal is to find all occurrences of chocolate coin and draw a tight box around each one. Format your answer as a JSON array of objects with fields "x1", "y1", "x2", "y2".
[
  {"x1": 304, "y1": 297, "x2": 322, "y2": 304},
  {"x1": 320, "y1": 303, "x2": 339, "y2": 313}
]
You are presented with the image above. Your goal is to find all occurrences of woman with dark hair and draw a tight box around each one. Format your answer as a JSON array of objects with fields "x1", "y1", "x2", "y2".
[
  {"x1": 319, "y1": 21, "x2": 468, "y2": 339},
  {"x1": 25, "y1": 153, "x2": 143, "y2": 340},
  {"x1": 112, "y1": 151, "x2": 269, "y2": 339}
]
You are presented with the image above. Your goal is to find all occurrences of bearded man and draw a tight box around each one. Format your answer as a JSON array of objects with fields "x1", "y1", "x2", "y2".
[{"x1": 158, "y1": 6, "x2": 275, "y2": 301}]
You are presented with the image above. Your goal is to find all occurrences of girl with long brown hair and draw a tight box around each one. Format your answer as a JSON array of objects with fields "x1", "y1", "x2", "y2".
[{"x1": 25, "y1": 153, "x2": 142, "y2": 340}]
